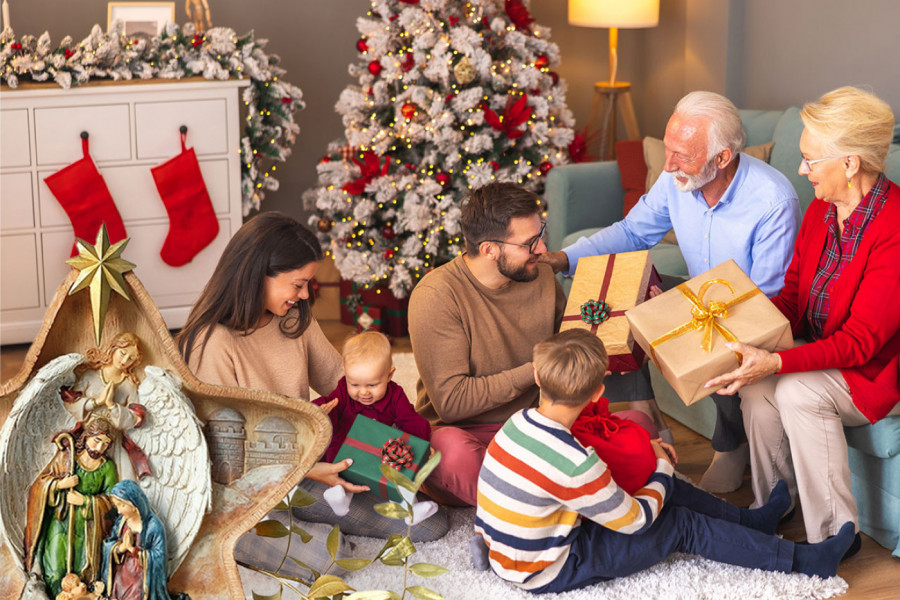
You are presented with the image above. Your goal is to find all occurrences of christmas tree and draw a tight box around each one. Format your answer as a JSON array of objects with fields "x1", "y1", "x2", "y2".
[{"x1": 303, "y1": 0, "x2": 577, "y2": 298}]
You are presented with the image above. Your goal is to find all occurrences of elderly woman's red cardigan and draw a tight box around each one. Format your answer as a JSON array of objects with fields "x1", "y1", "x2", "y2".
[{"x1": 773, "y1": 180, "x2": 900, "y2": 423}]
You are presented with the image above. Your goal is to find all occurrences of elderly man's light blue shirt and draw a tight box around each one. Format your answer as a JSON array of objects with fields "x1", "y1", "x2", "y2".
[{"x1": 562, "y1": 153, "x2": 800, "y2": 297}]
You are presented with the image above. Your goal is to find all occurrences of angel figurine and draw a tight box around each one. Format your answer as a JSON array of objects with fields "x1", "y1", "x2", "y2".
[
  {"x1": 0, "y1": 334, "x2": 211, "y2": 597},
  {"x1": 23, "y1": 417, "x2": 117, "y2": 598},
  {"x1": 62, "y1": 332, "x2": 150, "y2": 481},
  {"x1": 100, "y1": 480, "x2": 183, "y2": 600}
]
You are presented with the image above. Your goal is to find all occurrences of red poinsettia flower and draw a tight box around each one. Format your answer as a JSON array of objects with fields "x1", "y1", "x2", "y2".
[
  {"x1": 568, "y1": 128, "x2": 597, "y2": 163},
  {"x1": 505, "y1": 0, "x2": 534, "y2": 33},
  {"x1": 483, "y1": 94, "x2": 533, "y2": 140},
  {"x1": 342, "y1": 150, "x2": 390, "y2": 195}
]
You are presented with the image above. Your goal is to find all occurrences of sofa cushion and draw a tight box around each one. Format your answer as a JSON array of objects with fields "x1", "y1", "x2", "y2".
[
  {"x1": 739, "y1": 110, "x2": 784, "y2": 147},
  {"x1": 769, "y1": 106, "x2": 815, "y2": 213},
  {"x1": 615, "y1": 139, "x2": 648, "y2": 217},
  {"x1": 845, "y1": 416, "x2": 900, "y2": 459}
]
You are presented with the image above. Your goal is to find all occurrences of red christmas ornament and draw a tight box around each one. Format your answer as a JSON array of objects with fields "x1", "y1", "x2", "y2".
[
  {"x1": 367, "y1": 86, "x2": 374, "y2": 96},
  {"x1": 281, "y1": 97, "x2": 292, "y2": 104},
  {"x1": 191, "y1": 35, "x2": 203, "y2": 47},
  {"x1": 382, "y1": 225, "x2": 396, "y2": 240},
  {"x1": 482, "y1": 16, "x2": 491, "y2": 28},
  {"x1": 11, "y1": 42, "x2": 22, "y2": 50},
  {"x1": 435, "y1": 172, "x2": 450, "y2": 187},
  {"x1": 540, "y1": 161, "x2": 554, "y2": 175},
  {"x1": 356, "y1": 38, "x2": 368, "y2": 53},
  {"x1": 530, "y1": 88, "x2": 541, "y2": 96},
  {"x1": 400, "y1": 52, "x2": 415, "y2": 72},
  {"x1": 389, "y1": 14, "x2": 399, "y2": 22},
  {"x1": 535, "y1": 54, "x2": 549, "y2": 69},
  {"x1": 63, "y1": 48, "x2": 75, "y2": 59},
  {"x1": 445, "y1": 92, "x2": 457, "y2": 103},
  {"x1": 448, "y1": 16, "x2": 459, "y2": 27},
  {"x1": 548, "y1": 71, "x2": 560, "y2": 85},
  {"x1": 398, "y1": 0, "x2": 420, "y2": 4},
  {"x1": 368, "y1": 60, "x2": 383, "y2": 76},
  {"x1": 404, "y1": 162, "x2": 416, "y2": 171},
  {"x1": 320, "y1": 156, "x2": 332, "y2": 164},
  {"x1": 491, "y1": 161, "x2": 500, "y2": 171},
  {"x1": 401, "y1": 102, "x2": 418, "y2": 119},
  {"x1": 384, "y1": 248, "x2": 395, "y2": 259}
]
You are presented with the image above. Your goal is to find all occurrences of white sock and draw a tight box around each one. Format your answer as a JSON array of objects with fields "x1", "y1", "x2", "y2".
[
  {"x1": 405, "y1": 500, "x2": 438, "y2": 525},
  {"x1": 323, "y1": 484, "x2": 353, "y2": 517}
]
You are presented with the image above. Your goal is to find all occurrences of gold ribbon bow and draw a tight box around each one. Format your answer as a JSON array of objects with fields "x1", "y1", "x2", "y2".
[{"x1": 649, "y1": 278, "x2": 760, "y2": 364}]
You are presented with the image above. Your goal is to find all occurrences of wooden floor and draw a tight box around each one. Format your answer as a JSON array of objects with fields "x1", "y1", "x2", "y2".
[{"x1": 2, "y1": 321, "x2": 898, "y2": 598}]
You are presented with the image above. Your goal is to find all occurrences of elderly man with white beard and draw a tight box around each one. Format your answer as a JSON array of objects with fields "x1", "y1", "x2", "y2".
[{"x1": 540, "y1": 90, "x2": 800, "y2": 494}]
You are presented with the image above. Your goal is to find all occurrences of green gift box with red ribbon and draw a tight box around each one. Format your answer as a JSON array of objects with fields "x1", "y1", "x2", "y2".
[{"x1": 333, "y1": 415, "x2": 430, "y2": 502}]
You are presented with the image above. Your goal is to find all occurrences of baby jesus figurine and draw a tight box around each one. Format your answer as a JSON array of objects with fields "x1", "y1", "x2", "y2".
[{"x1": 55, "y1": 573, "x2": 104, "y2": 600}]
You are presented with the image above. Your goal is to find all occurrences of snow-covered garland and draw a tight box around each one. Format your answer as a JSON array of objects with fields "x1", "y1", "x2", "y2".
[
  {"x1": 0, "y1": 21, "x2": 304, "y2": 215},
  {"x1": 303, "y1": 0, "x2": 580, "y2": 298}
]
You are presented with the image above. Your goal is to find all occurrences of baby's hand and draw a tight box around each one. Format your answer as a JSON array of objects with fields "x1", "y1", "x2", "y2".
[
  {"x1": 319, "y1": 398, "x2": 339, "y2": 415},
  {"x1": 650, "y1": 439, "x2": 677, "y2": 466}
]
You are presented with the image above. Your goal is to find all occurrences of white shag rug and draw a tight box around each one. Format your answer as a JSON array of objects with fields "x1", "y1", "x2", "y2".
[{"x1": 241, "y1": 354, "x2": 849, "y2": 599}]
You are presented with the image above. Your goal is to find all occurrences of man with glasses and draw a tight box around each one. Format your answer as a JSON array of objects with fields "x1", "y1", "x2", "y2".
[
  {"x1": 541, "y1": 91, "x2": 801, "y2": 494},
  {"x1": 408, "y1": 182, "x2": 567, "y2": 506}
]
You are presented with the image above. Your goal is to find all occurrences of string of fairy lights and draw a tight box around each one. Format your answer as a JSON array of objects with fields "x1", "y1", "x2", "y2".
[
  {"x1": 0, "y1": 22, "x2": 303, "y2": 216},
  {"x1": 305, "y1": 0, "x2": 573, "y2": 297}
]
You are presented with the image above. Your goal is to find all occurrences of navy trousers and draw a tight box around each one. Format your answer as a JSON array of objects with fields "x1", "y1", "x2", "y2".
[{"x1": 529, "y1": 478, "x2": 795, "y2": 594}]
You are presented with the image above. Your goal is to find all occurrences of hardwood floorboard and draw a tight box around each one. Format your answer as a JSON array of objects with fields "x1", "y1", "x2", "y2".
[{"x1": 2, "y1": 321, "x2": 897, "y2": 598}]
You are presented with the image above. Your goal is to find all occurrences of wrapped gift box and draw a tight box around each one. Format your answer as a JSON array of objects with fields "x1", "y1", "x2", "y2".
[
  {"x1": 340, "y1": 280, "x2": 409, "y2": 337},
  {"x1": 626, "y1": 259, "x2": 792, "y2": 405},
  {"x1": 333, "y1": 415, "x2": 430, "y2": 502},
  {"x1": 355, "y1": 305, "x2": 383, "y2": 332},
  {"x1": 559, "y1": 251, "x2": 661, "y2": 372},
  {"x1": 311, "y1": 257, "x2": 341, "y2": 321}
]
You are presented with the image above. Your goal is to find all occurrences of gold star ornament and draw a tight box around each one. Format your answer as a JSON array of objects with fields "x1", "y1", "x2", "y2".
[{"x1": 65, "y1": 224, "x2": 137, "y2": 345}]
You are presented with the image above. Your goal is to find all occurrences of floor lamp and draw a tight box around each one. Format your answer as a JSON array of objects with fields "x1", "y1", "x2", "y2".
[{"x1": 569, "y1": 0, "x2": 659, "y2": 160}]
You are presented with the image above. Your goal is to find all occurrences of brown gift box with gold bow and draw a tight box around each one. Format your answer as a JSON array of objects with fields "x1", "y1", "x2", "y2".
[
  {"x1": 626, "y1": 259, "x2": 793, "y2": 405},
  {"x1": 560, "y1": 251, "x2": 660, "y2": 372}
]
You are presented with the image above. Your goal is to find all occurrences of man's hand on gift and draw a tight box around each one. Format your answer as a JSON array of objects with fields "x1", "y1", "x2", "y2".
[
  {"x1": 538, "y1": 251, "x2": 570, "y2": 274},
  {"x1": 307, "y1": 459, "x2": 370, "y2": 494},
  {"x1": 704, "y1": 342, "x2": 782, "y2": 394}
]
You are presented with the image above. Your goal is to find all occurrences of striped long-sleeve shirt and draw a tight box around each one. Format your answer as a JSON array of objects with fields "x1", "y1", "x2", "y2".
[{"x1": 475, "y1": 408, "x2": 674, "y2": 590}]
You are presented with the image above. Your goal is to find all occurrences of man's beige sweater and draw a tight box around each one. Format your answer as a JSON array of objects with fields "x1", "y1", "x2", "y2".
[{"x1": 409, "y1": 256, "x2": 565, "y2": 427}]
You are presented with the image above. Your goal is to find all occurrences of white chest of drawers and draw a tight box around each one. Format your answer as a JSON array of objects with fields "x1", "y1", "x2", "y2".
[{"x1": 0, "y1": 79, "x2": 248, "y2": 345}]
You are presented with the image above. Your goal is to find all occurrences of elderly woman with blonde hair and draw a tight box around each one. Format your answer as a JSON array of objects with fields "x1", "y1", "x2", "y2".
[{"x1": 705, "y1": 86, "x2": 900, "y2": 557}]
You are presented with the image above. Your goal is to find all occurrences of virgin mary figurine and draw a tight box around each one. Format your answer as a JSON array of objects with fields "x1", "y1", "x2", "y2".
[{"x1": 100, "y1": 480, "x2": 186, "y2": 600}]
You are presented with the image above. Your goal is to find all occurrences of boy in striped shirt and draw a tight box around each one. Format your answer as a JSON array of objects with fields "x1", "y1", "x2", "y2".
[{"x1": 474, "y1": 329, "x2": 855, "y2": 593}]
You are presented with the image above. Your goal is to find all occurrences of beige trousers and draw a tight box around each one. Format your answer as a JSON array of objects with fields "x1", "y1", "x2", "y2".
[{"x1": 739, "y1": 367, "x2": 897, "y2": 543}]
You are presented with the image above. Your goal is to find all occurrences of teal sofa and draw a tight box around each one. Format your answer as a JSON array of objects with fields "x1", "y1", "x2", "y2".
[{"x1": 544, "y1": 108, "x2": 900, "y2": 556}]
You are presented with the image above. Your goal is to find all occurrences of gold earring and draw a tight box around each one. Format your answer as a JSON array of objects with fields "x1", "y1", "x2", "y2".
[{"x1": 848, "y1": 179, "x2": 852, "y2": 189}]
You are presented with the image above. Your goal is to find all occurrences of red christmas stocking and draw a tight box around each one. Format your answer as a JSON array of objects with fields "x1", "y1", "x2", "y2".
[
  {"x1": 43, "y1": 133, "x2": 127, "y2": 256},
  {"x1": 151, "y1": 129, "x2": 220, "y2": 267}
]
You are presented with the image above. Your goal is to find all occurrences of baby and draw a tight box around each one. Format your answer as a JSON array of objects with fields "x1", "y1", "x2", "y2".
[
  {"x1": 56, "y1": 573, "x2": 104, "y2": 600},
  {"x1": 313, "y1": 331, "x2": 432, "y2": 515}
]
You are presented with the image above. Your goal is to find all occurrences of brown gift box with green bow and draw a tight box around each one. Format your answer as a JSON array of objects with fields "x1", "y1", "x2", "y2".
[{"x1": 560, "y1": 251, "x2": 660, "y2": 372}]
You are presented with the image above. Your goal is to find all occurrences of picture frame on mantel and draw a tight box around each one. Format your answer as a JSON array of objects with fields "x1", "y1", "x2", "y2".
[{"x1": 107, "y1": 1, "x2": 176, "y2": 36}]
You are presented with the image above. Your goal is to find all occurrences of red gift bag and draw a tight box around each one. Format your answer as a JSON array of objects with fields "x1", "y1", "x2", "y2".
[{"x1": 571, "y1": 399, "x2": 656, "y2": 496}]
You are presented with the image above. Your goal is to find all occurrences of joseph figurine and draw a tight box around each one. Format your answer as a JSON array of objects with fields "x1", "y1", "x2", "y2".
[{"x1": 24, "y1": 416, "x2": 118, "y2": 597}]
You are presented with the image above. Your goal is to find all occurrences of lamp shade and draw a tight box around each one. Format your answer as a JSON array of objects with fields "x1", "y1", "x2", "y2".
[{"x1": 568, "y1": 0, "x2": 660, "y2": 28}]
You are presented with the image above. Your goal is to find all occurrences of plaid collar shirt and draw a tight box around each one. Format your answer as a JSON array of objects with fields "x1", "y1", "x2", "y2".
[{"x1": 806, "y1": 173, "x2": 889, "y2": 339}]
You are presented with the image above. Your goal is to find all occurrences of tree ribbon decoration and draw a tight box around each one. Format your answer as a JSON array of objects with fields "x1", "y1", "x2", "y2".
[
  {"x1": 649, "y1": 278, "x2": 760, "y2": 364},
  {"x1": 381, "y1": 437, "x2": 415, "y2": 470},
  {"x1": 342, "y1": 150, "x2": 390, "y2": 195},
  {"x1": 483, "y1": 94, "x2": 533, "y2": 140},
  {"x1": 580, "y1": 299, "x2": 611, "y2": 325}
]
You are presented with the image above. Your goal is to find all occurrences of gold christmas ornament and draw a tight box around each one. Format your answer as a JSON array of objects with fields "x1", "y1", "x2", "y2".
[
  {"x1": 317, "y1": 217, "x2": 333, "y2": 233},
  {"x1": 65, "y1": 224, "x2": 136, "y2": 345},
  {"x1": 454, "y1": 56, "x2": 476, "y2": 85}
]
